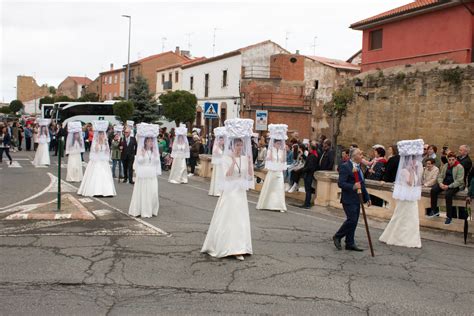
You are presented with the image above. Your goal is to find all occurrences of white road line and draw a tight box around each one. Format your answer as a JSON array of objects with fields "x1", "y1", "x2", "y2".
[
  {"x1": 8, "y1": 161, "x2": 22, "y2": 168},
  {"x1": 0, "y1": 173, "x2": 55, "y2": 211},
  {"x1": 63, "y1": 179, "x2": 169, "y2": 236}
]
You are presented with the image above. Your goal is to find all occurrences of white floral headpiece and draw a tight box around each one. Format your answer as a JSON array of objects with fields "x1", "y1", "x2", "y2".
[
  {"x1": 225, "y1": 118, "x2": 254, "y2": 138},
  {"x1": 113, "y1": 125, "x2": 123, "y2": 133},
  {"x1": 213, "y1": 126, "x2": 227, "y2": 137},
  {"x1": 93, "y1": 120, "x2": 109, "y2": 132},
  {"x1": 175, "y1": 123, "x2": 188, "y2": 136},
  {"x1": 137, "y1": 123, "x2": 160, "y2": 137},
  {"x1": 37, "y1": 118, "x2": 51, "y2": 126},
  {"x1": 67, "y1": 121, "x2": 82, "y2": 133},
  {"x1": 126, "y1": 120, "x2": 134, "y2": 127},
  {"x1": 268, "y1": 124, "x2": 288, "y2": 140},
  {"x1": 397, "y1": 139, "x2": 424, "y2": 156}
]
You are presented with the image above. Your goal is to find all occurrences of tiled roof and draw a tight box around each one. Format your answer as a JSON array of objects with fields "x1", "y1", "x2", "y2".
[
  {"x1": 306, "y1": 56, "x2": 361, "y2": 71},
  {"x1": 68, "y1": 76, "x2": 93, "y2": 85},
  {"x1": 155, "y1": 57, "x2": 207, "y2": 73},
  {"x1": 99, "y1": 67, "x2": 125, "y2": 75},
  {"x1": 182, "y1": 40, "x2": 289, "y2": 69},
  {"x1": 350, "y1": 0, "x2": 452, "y2": 29},
  {"x1": 130, "y1": 51, "x2": 191, "y2": 65}
]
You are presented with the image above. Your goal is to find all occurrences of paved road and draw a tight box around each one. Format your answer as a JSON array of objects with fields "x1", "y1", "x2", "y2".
[{"x1": 1, "y1": 151, "x2": 473, "y2": 315}]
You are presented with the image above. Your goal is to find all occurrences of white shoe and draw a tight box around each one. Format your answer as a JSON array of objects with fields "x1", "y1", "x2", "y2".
[
  {"x1": 188, "y1": 173, "x2": 194, "y2": 177},
  {"x1": 288, "y1": 183, "x2": 299, "y2": 193},
  {"x1": 284, "y1": 183, "x2": 290, "y2": 191},
  {"x1": 235, "y1": 255, "x2": 244, "y2": 261}
]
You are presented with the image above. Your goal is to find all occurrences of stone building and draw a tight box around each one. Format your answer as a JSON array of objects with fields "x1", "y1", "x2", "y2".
[
  {"x1": 240, "y1": 53, "x2": 360, "y2": 139},
  {"x1": 16, "y1": 75, "x2": 50, "y2": 103},
  {"x1": 85, "y1": 76, "x2": 101, "y2": 99},
  {"x1": 338, "y1": 62, "x2": 474, "y2": 152},
  {"x1": 57, "y1": 76, "x2": 93, "y2": 99}
]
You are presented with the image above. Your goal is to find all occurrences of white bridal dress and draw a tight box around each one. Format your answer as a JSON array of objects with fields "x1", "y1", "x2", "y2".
[
  {"x1": 129, "y1": 152, "x2": 161, "y2": 218},
  {"x1": 168, "y1": 144, "x2": 188, "y2": 184},
  {"x1": 33, "y1": 139, "x2": 50, "y2": 166},
  {"x1": 379, "y1": 169, "x2": 422, "y2": 248},
  {"x1": 66, "y1": 144, "x2": 83, "y2": 182},
  {"x1": 208, "y1": 145, "x2": 224, "y2": 196},
  {"x1": 78, "y1": 145, "x2": 116, "y2": 197},
  {"x1": 201, "y1": 155, "x2": 253, "y2": 258},
  {"x1": 256, "y1": 148, "x2": 287, "y2": 211}
]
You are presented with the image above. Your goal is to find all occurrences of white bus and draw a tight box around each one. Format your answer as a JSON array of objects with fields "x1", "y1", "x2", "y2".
[{"x1": 52, "y1": 101, "x2": 119, "y2": 125}]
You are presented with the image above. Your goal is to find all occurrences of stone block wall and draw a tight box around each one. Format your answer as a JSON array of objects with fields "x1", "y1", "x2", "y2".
[{"x1": 338, "y1": 62, "x2": 474, "y2": 152}]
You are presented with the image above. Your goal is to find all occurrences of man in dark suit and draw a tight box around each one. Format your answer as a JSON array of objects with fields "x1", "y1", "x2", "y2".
[
  {"x1": 319, "y1": 139, "x2": 335, "y2": 171},
  {"x1": 298, "y1": 143, "x2": 320, "y2": 209},
  {"x1": 333, "y1": 148, "x2": 370, "y2": 251},
  {"x1": 120, "y1": 128, "x2": 137, "y2": 184}
]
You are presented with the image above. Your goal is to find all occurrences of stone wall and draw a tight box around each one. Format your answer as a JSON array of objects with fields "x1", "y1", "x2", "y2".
[
  {"x1": 338, "y1": 62, "x2": 474, "y2": 152},
  {"x1": 17, "y1": 76, "x2": 50, "y2": 102}
]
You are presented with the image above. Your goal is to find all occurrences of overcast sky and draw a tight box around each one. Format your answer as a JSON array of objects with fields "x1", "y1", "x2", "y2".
[{"x1": 0, "y1": 0, "x2": 411, "y2": 102}]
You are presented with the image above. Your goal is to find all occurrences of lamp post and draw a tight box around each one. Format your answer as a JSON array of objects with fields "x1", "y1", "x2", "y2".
[
  {"x1": 122, "y1": 15, "x2": 131, "y2": 100},
  {"x1": 354, "y1": 78, "x2": 369, "y2": 100}
]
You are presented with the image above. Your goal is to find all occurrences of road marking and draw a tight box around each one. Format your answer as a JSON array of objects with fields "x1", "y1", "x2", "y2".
[
  {"x1": 0, "y1": 173, "x2": 56, "y2": 211},
  {"x1": 8, "y1": 161, "x2": 22, "y2": 168},
  {"x1": 92, "y1": 209, "x2": 114, "y2": 216},
  {"x1": 79, "y1": 198, "x2": 93, "y2": 203}
]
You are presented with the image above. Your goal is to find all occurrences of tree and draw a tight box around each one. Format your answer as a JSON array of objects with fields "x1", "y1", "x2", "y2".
[
  {"x1": 9, "y1": 99, "x2": 24, "y2": 113},
  {"x1": 48, "y1": 86, "x2": 57, "y2": 95},
  {"x1": 129, "y1": 75, "x2": 160, "y2": 123},
  {"x1": 323, "y1": 87, "x2": 354, "y2": 160},
  {"x1": 159, "y1": 90, "x2": 197, "y2": 125},
  {"x1": 39, "y1": 96, "x2": 55, "y2": 109},
  {"x1": 113, "y1": 101, "x2": 135, "y2": 124},
  {"x1": 77, "y1": 93, "x2": 99, "y2": 102},
  {"x1": 54, "y1": 95, "x2": 73, "y2": 102},
  {"x1": 0, "y1": 106, "x2": 12, "y2": 114}
]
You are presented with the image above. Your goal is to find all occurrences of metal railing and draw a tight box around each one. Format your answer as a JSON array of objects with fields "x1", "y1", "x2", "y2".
[
  {"x1": 242, "y1": 66, "x2": 281, "y2": 79},
  {"x1": 248, "y1": 92, "x2": 312, "y2": 108}
]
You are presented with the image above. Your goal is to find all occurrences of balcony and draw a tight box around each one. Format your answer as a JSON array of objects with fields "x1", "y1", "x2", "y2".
[
  {"x1": 245, "y1": 92, "x2": 312, "y2": 112},
  {"x1": 242, "y1": 66, "x2": 281, "y2": 79}
]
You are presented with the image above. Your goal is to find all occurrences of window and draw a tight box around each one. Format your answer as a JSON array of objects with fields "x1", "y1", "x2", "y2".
[
  {"x1": 114, "y1": 75, "x2": 118, "y2": 84},
  {"x1": 190, "y1": 76, "x2": 194, "y2": 90},
  {"x1": 196, "y1": 111, "x2": 202, "y2": 128},
  {"x1": 108, "y1": 76, "x2": 112, "y2": 84},
  {"x1": 314, "y1": 80, "x2": 319, "y2": 89},
  {"x1": 369, "y1": 29, "x2": 383, "y2": 50},
  {"x1": 220, "y1": 107, "x2": 226, "y2": 126},
  {"x1": 103, "y1": 77, "x2": 107, "y2": 84},
  {"x1": 113, "y1": 92, "x2": 117, "y2": 97},
  {"x1": 108, "y1": 92, "x2": 112, "y2": 100},
  {"x1": 222, "y1": 70, "x2": 228, "y2": 87},
  {"x1": 175, "y1": 71, "x2": 179, "y2": 83},
  {"x1": 204, "y1": 73, "x2": 209, "y2": 97},
  {"x1": 162, "y1": 74, "x2": 165, "y2": 84},
  {"x1": 169, "y1": 72, "x2": 172, "y2": 83}
]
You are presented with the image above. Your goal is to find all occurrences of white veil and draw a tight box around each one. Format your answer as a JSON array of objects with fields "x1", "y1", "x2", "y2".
[
  {"x1": 265, "y1": 124, "x2": 288, "y2": 171},
  {"x1": 65, "y1": 121, "x2": 85, "y2": 155},
  {"x1": 217, "y1": 119, "x2": 255, "y2": 192},
  {"x1": 392, "y1": 139, "x2": 424, "y2": 201},
  {"x1": 90, "y1": 120, "x2": 110, "y2": 161},
  {"x1": 37, "y1": 119, "x2": 51, "y2": 144},
  {"x1": 171, "y1": 124, "x2": 190, "y2": 159},
  {"x1": 211, "y1": 126, "x2": 226, "y2": 165},
  {"x1": 134, "y1": 123, "x2": 161, "y2": 178}
]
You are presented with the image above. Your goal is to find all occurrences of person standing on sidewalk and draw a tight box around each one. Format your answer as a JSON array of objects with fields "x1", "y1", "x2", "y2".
[
  {"x1": 298, "y1": 143, "x2": 320, "y2": 209},
  {"x1": 0, "y1": 126, "x2": 13, "y2": 165},
  {"x1": 24, "y1": 124, "x2": 33, "y2": 151},
  {"x1": 111, "y1": 126, "x2": 124, "y2": 179},
  {"x1": 120, "y1": 127, "x2": 137, "y2": 184}
]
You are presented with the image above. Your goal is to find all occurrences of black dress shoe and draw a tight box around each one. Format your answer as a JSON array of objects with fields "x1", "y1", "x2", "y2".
[
  {"x1": 298, "y1": 204, "x2": 310, "y2": 209},
  {"x1": 122, "y1": 179, "x2": 128, "y2": 183},
  {"x1": 345, "y1": 245, "x2": 364, "y2": 252},
  {"x1": 129, "y1": 181, "x2": 135, "y2": 184},
  {"x1": 333, "y1": 236, "x2": 342, "y2": 250}
]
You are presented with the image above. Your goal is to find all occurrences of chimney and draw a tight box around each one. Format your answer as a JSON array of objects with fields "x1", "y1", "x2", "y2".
[
  {"x1": 295, "y1": 50, "x2": 300, "y2": 55},
  {"x1": 110, "y1": 63, "x2": 114, "y2": 70},
  {"x1": 175, "y1": 46, "x2": 180, "y2": 55}
]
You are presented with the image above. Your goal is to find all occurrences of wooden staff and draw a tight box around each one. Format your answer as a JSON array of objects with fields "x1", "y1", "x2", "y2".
[{"x1": 353, "y1": 168, "x2": 375, "y2": 257}]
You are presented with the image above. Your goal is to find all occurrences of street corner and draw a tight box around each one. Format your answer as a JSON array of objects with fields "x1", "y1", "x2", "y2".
[{"x1": 2, "y1": 194, "x2": 95, "y2": 221}]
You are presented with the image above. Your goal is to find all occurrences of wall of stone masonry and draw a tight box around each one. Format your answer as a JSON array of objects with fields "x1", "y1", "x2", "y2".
[{"x1": 338, "y1": 62, "x2": 474, "y2": 153}]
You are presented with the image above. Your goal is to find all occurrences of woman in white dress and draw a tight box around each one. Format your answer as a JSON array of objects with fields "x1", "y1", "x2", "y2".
[
  {"x1": 168, "y1": 123, "x2": 190, "y2": 184},
  {"x1": 33, "y1": 119, "x2": 51, "y2": 166},
  {"x1": 208, "y1": 127, "x2": 226, "y2": 196},
  {"x1": 78, "y1": 120, "x2": 116, "y2": 197},
  {"x1": 65, "y1": 121, "x2": 85, "y2": 182},
  {"x1": 201, "y1": 118, "x2": 254, "y2": 261},
  {"x1": 379, "y1": 139, "x2": 424, "y2": 248},
  {"x1": 257, "y1": 124, "x2": 288, "y2": 212},
  {"x1": 129, "y1": 123, "x2": 161, "y2": 218}
]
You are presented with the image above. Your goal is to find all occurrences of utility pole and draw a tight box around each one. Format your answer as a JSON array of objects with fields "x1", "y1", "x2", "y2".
[
  {"x1": 161, "y1": 37, "x2": 167, "y2": 52},
  {"x1": 311, "y1": 36, "x2": 318, "y2": 56},
  {"x1": 122, "y1": 15, "x2": 131, "y2": 100},
  {"x1": 185, "y1": 32, "x2": 193, "y2": 51},
  {"x1": 285, "y1": 31, "x2": 291, "y2": 50},
  {"x1": 212, "y1": 28, "x2": 221, "y2": 57}
]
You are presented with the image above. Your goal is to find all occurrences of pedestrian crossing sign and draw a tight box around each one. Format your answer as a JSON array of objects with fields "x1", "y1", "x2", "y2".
[{"x1": 204, "y1": 102, "x2": 219, "y2": 119}]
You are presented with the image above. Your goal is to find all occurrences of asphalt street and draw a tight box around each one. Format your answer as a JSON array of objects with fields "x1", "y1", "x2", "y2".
[{"x1": 0, "y1": 150, "x2": 473, "y2": 315}]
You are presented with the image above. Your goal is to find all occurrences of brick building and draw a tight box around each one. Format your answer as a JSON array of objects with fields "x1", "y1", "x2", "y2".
[
  {"x1": 240, "y1": 53, "x2": 359, "y2": 140},
  {"x1": 57, "y1": 76, "x2": 93, "y2": 99},
  {"x1": 100, "y1": 65, "x2": 125, "y2": 100},
  {"x1": 126, "y1": 47, "x2": 192, "y2": 96},
  {"x1": 85, "y1": 76, "x2": 101, "y2": 98},
  {"x1": 351, "y1": 0, "x2": 474, "y2": 72}
]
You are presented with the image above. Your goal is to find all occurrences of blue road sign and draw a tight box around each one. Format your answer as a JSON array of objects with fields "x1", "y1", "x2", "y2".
[{"x1": 204, "y1": 102, "x2": 219, "y2": 119}]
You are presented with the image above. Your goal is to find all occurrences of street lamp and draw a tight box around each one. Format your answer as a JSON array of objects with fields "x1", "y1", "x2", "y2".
[{"x1": 122, "y1": 15, "x2": 131, "y2": 100}]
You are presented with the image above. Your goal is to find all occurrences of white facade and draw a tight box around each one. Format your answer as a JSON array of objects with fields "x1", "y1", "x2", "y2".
[
  {"x1": 156, "y1": 66, "x2": 183, "y2": 99},
  {"x1": 182, "y1": 41, "x2": 288, "y2": 126}
]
